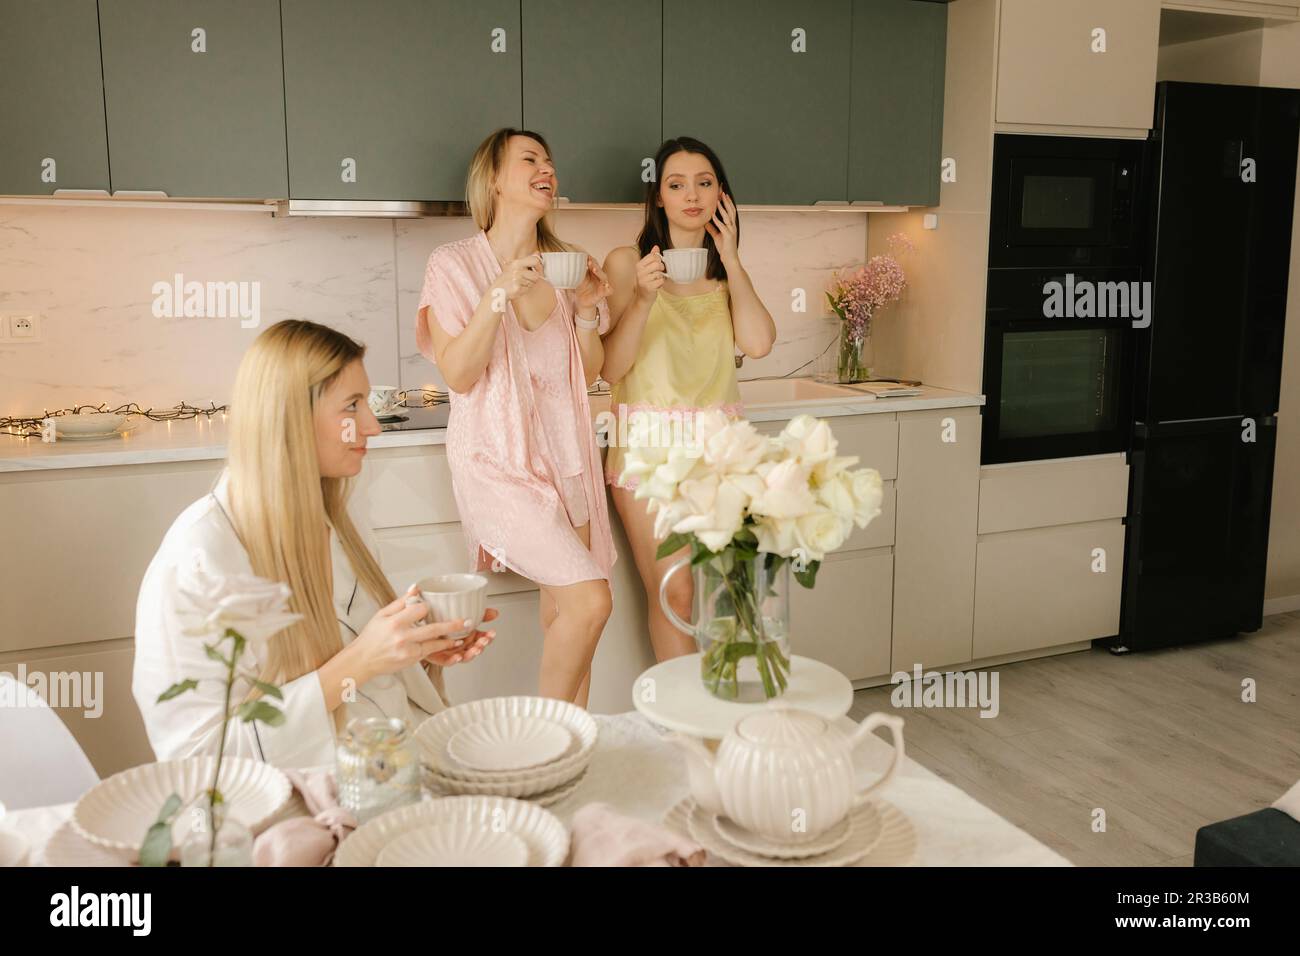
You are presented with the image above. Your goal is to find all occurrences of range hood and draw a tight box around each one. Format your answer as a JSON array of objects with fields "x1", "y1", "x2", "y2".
[{"x1": 279, "y1": 199, "x2": 471, "y2": 218}]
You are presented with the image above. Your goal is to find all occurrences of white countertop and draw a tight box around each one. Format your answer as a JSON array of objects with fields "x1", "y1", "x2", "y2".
[{"x1": 0, "y1": 383, "x2": 983, "y2": 474}]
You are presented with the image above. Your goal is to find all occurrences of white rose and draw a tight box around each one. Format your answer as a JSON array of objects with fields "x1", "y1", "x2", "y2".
[
  {"x1": 849, "y1": 467, "x2": 884, "y2": 528},
  {"x1": 750, "y1": 459, "x2": 817, "y2": 519},
  {"x1": 178, "y1": 557, "x2": 301, "y2": 647},
  {"x1": 753, "y1": 516, "x2": 801, "y2": 557},
  {"x1": 779, "y1": 415, "x2": 837, "y2": 467},
  {"x1": 702, "y1": 418, "x2": 771, "y2": 475},
  {"x1": 671, "y1": 476, "x2": 749, "y2": 552},
  {"x1": 795, "y1": 508, "x2": 852, "y2": 562},
  {"x1": 817, "y1": 470, "x2": 858, "y2": 522}
]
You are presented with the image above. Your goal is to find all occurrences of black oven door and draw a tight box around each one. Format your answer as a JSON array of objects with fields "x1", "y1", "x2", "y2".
[{"x1": 981, "y1": 317, "x2": 1132, "y2": 464}]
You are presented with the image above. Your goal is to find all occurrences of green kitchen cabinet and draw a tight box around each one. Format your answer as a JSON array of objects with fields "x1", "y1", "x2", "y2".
[
  {"x1": 98, "y1": 0, "x2": 288, "y2": 198},
  {"x1": 849, "y1": 0, "x2": 947, "y2": 206},
  {"x1": 521, "y1": 0, "x2": 661, "y2": 203},
  {"x1": 0, "y1": 0, "x2": 110, "y2": 195},
  {"x1": 282, "y1": 0, "x2": 522, "y2": 201},
  {"x1": 662, "y1": 0, "x2": 852, "y2": 206}
]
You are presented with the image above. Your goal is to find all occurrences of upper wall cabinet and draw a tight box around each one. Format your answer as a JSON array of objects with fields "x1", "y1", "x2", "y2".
[
  {"x1": 849, "y1": 0, "x2": 947, "y2": 206},
  {"x1": 1163, "y1": 0, "x2": 1300, "y2": 18},
  {"x1": 521, "y1": 0, "x2": 661, "y2": 203},
  {"x1": 99, "y1": 0, "x2": 288, "y2": 198},
  {"x1": 996, "y1": 0, "x2": 1161, "y2": 137},
  {"x1": 282, "y1": 0, "x2": 521, "y2": 201},
  {"x1": 663, "y1": 0, "x2": 853, "y2": 205},
  {"x1": 0, "y1": 0, "x2": 110, "y2": 195}
]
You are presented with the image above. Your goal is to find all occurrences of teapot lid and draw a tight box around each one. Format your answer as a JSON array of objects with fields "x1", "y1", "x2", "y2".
[{"x1": 735, "y1": 701, "x2": 827, "y2": 746}]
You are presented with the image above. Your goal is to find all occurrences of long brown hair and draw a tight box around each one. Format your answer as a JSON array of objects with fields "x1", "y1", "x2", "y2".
[
  {"x1": 637, "y1": 137, "x2": 736, "y2": 281},
  {"x1": 466, "y1": 128, "x2": 571, "y2": 252}
]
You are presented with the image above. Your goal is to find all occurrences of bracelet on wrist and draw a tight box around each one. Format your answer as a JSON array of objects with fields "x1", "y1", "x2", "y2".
[{"x1": 574, "y1": 312, "x2": 599, "y2": 331}]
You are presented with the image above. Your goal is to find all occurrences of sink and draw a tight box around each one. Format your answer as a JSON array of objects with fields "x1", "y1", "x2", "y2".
[{"x1": 738, "y1": 378, "x2": 869, "y2": 407}]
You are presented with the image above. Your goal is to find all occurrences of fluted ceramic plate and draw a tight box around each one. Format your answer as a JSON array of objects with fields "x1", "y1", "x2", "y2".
[
  {"x1": 714, "y1": 809, "x2": 854, "y2": 859},
  {"x1": 685, "y1": 798, "x2": 883, "y2": 867},
  {"x1": 336, "y1": 795, "x2": 568, "y2": 867},
  {"x1": 72, "y1": 757, "x2": 291, "y2": 861},
  {"x1": 416, "y1": 696, "x2": 597, "y2": 785},
  {"x1": 447, "y1": 716, "x2": 571, "y2": 772},
  {"x1": 664, "y1": 797, "x2": 916, "y2": 867},
  {"x1": 376, "y1": 822, "x2": 529, "y2": 867},
  {"x1": 44, "y1": 821, "x2": 124, "y2": 867},
  {"x1": 424, "y1": 766, "x2": 588, "y2": 808}
]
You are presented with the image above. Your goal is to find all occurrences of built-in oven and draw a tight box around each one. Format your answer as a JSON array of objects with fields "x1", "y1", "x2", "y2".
[
  {"x1": 989, "y1": 133, "x2": 1145, "y2": 269},
  {"x1": 981, "y1": 267, "x2": 1135, "y2": 464}
]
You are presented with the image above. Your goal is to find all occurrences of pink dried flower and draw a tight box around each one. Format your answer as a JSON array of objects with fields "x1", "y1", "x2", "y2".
[{"x1": 826, "y1": 251, "x2": 908, "y2": 340}]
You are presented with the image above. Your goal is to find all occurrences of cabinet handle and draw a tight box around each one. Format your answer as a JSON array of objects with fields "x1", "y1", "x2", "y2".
[
  {"x1": 112, "y1": 190, "x2": 170, "y2": 199},
  {"x1": 52, "y1": 189, "x2": 110, "y2": 198},
  {"x1": 813, "y1": 200, "x2": 850, "y2": 206},
  {"x1": 850, "y1": 200, "x2": 885, "y2": 206},
  {"x1": 554, "y1": 196, "x2": 571, "y2": 205}
]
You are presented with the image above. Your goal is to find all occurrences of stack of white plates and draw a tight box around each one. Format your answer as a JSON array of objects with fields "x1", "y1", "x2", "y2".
[
  {"x1": 415, "y1": 696, "x2": 597, "y2": 806},
  {"x1": 64, "y1": 757, "x2": 292, "y2": 864},
  {"x1": 335, "y1": 795, "x2": 568, "y2": 867}
]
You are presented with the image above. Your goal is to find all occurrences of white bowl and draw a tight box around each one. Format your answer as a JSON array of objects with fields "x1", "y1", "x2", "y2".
[
  {"x1": 52, "y1": 413, "x2": 128, "y2": 437},
  {"x1": 376, "y1": 822, "x2": 529, "y2": 867},
  {"x1": 663, "y1": 247, "x2": 708, "y2": 284},
  {"x1": 0, "y1": 829, "x2": 30, "y2": 867},
  {"x1": 336, "y1": 795, "x2": 568, "y2": 867},
  {"x1": 416, "y1": 696, "x2": 598, "y2": 787},
  {"x1": 541, "y1": 251, "x2": 587, "y2": 290},
  {"x1": 72, "y1": 757, "x2": 291, "y2": 861},
  {"x1": 447, "y1": 716, "x2": 571, "y2": 772}
]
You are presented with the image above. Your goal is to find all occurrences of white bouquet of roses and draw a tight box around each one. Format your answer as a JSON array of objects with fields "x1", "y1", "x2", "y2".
[{"x1": 619, "y1": 409, "x2": 882, "y2": 698}]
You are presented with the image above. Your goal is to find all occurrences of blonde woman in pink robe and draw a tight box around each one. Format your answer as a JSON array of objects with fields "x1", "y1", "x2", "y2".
[{"x1": 415, "y1": 129, "x2": 616, "y2": 707}]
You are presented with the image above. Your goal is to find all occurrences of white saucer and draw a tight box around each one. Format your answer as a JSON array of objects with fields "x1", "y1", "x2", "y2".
[
  {"x1": 685, "y1": 798, "x2": 884, "y2": 867},
  {"x1": 713, "y1": 810, "x2": 854, "y2": 859},
  {"x1": 447, "y1": 716, "x2": 572, "y2": 773}
]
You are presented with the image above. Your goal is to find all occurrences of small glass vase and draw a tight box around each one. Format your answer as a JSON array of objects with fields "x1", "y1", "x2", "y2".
[
  {"x1": 661, "y1": 550, "x2": 792, "y2": 702},
  {"x1": 835, "y1": 323, "x2": 870, "y2": 383},
  {"x1": 336, "y1": 717, "x2": 422, "y2": 825},
  {"x1": 180, "y1": 803, "x2": 253, "y2": 867}
]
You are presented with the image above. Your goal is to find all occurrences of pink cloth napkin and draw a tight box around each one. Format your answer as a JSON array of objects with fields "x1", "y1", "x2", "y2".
[
  {"x1": 568, "y1": 802, "x2": 706, "y2": 867},
  {"x1": 252, "y1": 769, "x2": 356, "y2": 867}
]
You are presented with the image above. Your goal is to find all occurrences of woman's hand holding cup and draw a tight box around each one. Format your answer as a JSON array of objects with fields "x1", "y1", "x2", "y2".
[{"x1": 635, "y1": 245, "x2": 666, "y2": 303}]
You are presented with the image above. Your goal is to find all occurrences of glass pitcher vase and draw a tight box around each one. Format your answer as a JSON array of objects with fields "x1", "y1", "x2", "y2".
[{"x1": 660, "y1": 549, "x2": 792, "y2": 701}]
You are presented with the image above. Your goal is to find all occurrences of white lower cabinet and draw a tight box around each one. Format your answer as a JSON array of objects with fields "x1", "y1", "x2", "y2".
[
  {"x1": 973, "y1": 519, "x2": 1125, "y2": 659},
  {"x1": 790, "y1": 547, "x2": 894, "y2": 682}
]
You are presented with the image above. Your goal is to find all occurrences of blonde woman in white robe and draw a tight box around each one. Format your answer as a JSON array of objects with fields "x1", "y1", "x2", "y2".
[{"x1": 133, "y1": 320, "x2": 497, "y2": 768}]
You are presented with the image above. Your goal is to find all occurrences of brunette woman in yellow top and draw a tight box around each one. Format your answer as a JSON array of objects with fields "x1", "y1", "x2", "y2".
[{"x1": 601, "y1": 137, "x2": 777, "y2": 660}]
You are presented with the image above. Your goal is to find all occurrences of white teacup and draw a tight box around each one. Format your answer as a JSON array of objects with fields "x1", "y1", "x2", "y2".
[
  {"x1": 663, "y1": 247, "x2": 708, "y2": 284},
  {"x1": 541, "y1": 251, "x2": 587, "y2": 290},
  {"x1": 410, "y1": 573, "x2": 489, "y2": 640},
  {"x1": 368, "y1": 385, "x2": 398, "y2": 416}
]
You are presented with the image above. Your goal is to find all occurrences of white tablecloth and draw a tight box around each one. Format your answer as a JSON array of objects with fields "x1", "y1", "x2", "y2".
[{"x1": 0, "y1": 712, "x2": 1070, "y2": 866}]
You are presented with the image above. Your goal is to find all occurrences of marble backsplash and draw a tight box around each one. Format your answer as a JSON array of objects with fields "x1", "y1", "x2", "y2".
[{"x1": 0, "y1": 203, "x2": 868, "y2": 415}]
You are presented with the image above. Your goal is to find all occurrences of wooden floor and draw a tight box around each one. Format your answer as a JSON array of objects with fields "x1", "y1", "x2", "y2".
[{"x1": 848, "y1": 611, "x2": 1300, "y2": 866}]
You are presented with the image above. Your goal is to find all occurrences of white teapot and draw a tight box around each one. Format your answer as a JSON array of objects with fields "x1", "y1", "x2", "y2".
[{"x1": 671, "y1": 703, "x2": 904, "y2": 845}]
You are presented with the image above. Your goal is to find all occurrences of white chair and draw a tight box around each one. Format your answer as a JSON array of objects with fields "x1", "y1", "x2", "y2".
[{"x1": 0, "y1": 673, "x2": 100, "y2": 810}]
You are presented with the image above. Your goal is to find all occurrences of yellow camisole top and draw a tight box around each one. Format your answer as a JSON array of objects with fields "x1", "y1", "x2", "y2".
[{"x1": 604, "y1": 282, "x2": 744, "y2": 490}]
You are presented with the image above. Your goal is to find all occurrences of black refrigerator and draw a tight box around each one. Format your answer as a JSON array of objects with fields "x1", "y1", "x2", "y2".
[{"x1": 1116, "y1": 82, "x2": 1300, "y2": 651}]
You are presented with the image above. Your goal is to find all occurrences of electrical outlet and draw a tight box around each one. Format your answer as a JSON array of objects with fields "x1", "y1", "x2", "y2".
[{"x1": 8, "y1": 313, "x2": 42, "y2": 343}]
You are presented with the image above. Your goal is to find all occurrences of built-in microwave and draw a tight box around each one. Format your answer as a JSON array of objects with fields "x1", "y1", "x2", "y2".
[{"x1": 988, "y1": 134, "x2": 1145, "y2": 269}]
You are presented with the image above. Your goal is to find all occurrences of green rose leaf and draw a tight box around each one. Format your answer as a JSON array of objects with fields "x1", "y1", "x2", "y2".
[
  {"x1": 251, "y1": 679, "x2": 284, "y2": 701},
  {"x1": 237, "y1": 700, "x2": 285, "y2": 726},
  {"x1": 156, "y1": 679, "x2": 199, "y2": 703}
]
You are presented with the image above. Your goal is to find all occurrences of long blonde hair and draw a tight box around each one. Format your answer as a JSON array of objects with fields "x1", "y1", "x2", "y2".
[
  {"x1": 466, "y1": 128, "x2": 571, "y2": 253},
  {"x1": 227, "y1": 320, "x2": 445, "y2": 708}
]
